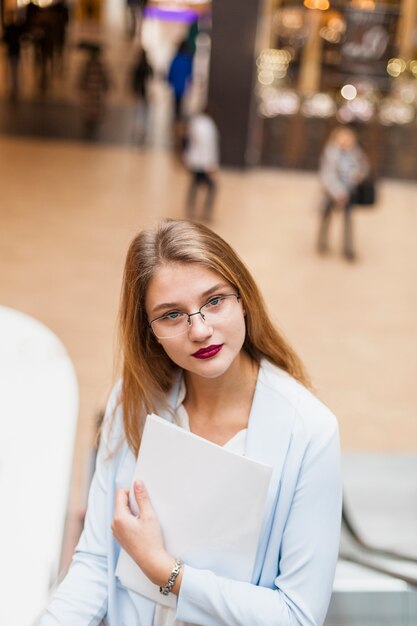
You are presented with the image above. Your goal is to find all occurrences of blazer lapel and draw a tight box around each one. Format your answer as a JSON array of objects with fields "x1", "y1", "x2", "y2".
[{"x1": 246, "y1": 362, "x2": 296, "y2": 583}]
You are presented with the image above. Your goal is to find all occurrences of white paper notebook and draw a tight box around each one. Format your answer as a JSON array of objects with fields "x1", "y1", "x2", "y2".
[{"x1": 116, "y1": 414, "x2": 272, "y2": 607}]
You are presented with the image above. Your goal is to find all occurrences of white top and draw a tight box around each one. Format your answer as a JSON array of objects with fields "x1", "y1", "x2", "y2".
[
  {"x1": 153, "y1": 379, "x2": 247, "y2": 626},
  {"x1": 183, "y1": 114, "x2": 220, "y2": 172}
]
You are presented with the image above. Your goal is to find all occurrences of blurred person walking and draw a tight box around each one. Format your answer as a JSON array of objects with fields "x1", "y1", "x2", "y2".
[
  {"x1": 125, "y1": 0, "x2": 146, "y2": 39},
  {"x1": 26, "y1": 1, "x2": 55, "y2": 94},
  {"x1": 167, "y1": 39, "x2": 193, "y2": 147},
  {"x1": 2, "y1": 10, "x2": 25, "y2": 102},
  {"x1": 50, "y1": 0, "x2": 70, "y2": 72},
  {"x1": 77, "y1": 43, "x2": 111, "y2": 139},
  {"x1": 183, "y1": 107, "x2": 219, "y2": 222},
  {"x1": 130, "y1": 47, "x2": 153, "y2": 144},
  {"x1": 317, "y1": 126, "x2": 369, "y2": 262}
]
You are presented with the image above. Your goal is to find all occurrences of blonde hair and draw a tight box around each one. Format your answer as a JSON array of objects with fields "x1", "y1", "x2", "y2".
[{"x1": 117, "y1": 219, "x2": 309, "y2": 455}]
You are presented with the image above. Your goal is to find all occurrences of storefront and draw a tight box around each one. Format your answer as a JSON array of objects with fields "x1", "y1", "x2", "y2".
[{"x1": 257, "y1": 0, "x2": 417, "y2": 178}]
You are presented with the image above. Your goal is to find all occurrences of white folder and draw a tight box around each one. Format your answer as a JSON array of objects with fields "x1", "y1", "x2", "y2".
[{"x1": 116, "y1": 414, "x2": 272, "y2": 608}]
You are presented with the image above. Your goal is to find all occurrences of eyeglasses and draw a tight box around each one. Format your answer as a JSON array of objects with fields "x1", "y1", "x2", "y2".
[{"x1": 149, "y1": 293, "x2": 241, "y2": 339}]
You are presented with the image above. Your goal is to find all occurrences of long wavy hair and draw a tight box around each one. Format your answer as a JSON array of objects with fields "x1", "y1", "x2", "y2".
[{"x1": 116, "y1": 219, "x2": 309, "y2": 455}]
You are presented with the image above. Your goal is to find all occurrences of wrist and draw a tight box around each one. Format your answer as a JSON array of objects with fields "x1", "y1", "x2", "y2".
[
  {"x1": 159, "y1": 559, "x2": 183, "y2": 596},
  {"x1": 139, "y1": 551, "x2": 184, "y2": 595},
  {"x1": 147, "y1": 553, "x2": 176, "y2": 587}
]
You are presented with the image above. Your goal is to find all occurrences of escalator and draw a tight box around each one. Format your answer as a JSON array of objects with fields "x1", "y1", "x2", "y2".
[
  {"x1": 340, "y1": 502, "x2": 417, "y2": 587},
  {"x1": 325, "y1": 453, "x2": 417, "y2": 626}
]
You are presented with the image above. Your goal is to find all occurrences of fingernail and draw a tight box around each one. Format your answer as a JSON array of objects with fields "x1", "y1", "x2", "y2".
[{"x1": 134, "y1": 480, "x2": 144, "y2": 491}]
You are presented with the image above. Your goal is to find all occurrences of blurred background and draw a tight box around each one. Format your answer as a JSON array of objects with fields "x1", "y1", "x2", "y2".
[{"x1": 0, "y1": 0, "x2": 416, "y2": 624}]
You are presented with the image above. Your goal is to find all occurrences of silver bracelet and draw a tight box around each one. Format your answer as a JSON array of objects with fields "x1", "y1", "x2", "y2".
[{"x1": 159, "y1": 559, "x2": 183, "y2": 596}]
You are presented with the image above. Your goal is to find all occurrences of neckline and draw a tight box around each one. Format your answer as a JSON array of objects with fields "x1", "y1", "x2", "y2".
[{"x1": 175, "y1": 402, "x2": 248, "y2": 450}]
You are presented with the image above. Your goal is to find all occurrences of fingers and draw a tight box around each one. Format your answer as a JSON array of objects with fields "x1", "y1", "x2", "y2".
[
  {"x1": 133, "y1": 480, "x2": 154, "y2": 518},
  {"x1": 115, "y1": 487, "x2": 129, "y2": 507},
  {"x1": 114, "y1": 488, "x2": 130, "y2": 517},
  {"x1": 113, "y1": 482, "x2": 154, "y2": 522},
  {"x1": 112, "y1": 488, "x2": 131, "y2": 535}
]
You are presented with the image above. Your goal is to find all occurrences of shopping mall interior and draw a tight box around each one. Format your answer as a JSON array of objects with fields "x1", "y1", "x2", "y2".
[{"x1": 0, "y1": 0, "x2": 416, "y2": 624}]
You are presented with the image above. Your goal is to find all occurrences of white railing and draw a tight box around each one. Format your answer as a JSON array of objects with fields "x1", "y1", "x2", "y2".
[{"x1": 0, "y1": 306, "x2": 79, "y2": 626}]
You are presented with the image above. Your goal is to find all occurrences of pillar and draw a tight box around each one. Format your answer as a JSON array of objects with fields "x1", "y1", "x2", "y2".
[
  {"x1": 208, "y1": 0, "x2": 263, "y2": 167},
  {"x1": 298, "y1": 8, "x2": 323, "y2": 96},
  {"x1": 398, "y1": 0, "x2": 417, "y2": 60}
]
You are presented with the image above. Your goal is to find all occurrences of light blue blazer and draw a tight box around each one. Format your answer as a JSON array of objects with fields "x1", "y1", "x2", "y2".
[{"x1": 40, "y1": 359, "x2": 342, "y2": 626}]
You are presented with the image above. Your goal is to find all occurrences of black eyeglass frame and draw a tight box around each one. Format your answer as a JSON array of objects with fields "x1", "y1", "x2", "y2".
[{"x1": 148, "y1": 293, "x2": 241, "y2": 338}]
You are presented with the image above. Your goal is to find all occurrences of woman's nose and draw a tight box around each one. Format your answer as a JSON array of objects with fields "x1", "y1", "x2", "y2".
[{"x1": 188, "y1": 312, "x2": 213, "y2": 340}]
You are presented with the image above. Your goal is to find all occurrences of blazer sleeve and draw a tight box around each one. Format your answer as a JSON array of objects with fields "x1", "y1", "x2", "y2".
[
  {"x1": 39, "y1": 385, "x2": 122, "y2": 626},
  {"x1": 175, "y1": 422, "x2": 342, "y2": 626}
]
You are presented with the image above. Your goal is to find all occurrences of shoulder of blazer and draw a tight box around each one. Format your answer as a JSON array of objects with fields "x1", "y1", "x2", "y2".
[{"x1": 258, "y1": 359, "x2": 339, "y2": 439}]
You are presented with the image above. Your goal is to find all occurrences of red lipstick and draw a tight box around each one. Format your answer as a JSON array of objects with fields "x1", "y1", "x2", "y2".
[{"x1": 192, "y1": 344, "x2": 223, "y2": 359}]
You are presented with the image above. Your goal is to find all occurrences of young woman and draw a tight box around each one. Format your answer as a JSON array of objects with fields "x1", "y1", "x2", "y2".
[{"x1": 40, "y1": 219, "x2": 342, "y2": 626}]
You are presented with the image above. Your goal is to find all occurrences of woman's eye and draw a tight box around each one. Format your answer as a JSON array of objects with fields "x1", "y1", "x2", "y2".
[
  {"x1": 206, "y1": 296, "x2": 223, "y2": 307},
  {"x1": 165, "y1": 312, "x2": 183, "y2": 321}
]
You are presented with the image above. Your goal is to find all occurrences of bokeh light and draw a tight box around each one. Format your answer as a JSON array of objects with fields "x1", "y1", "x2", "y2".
[{"x1": 341, "y1": 84, "x2": 357, "y2": 101}]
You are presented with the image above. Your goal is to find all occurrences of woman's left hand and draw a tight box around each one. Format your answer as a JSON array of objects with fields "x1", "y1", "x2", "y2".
[{"x1": 112, "y1": 481, "x2": 175, "y2": 586}]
